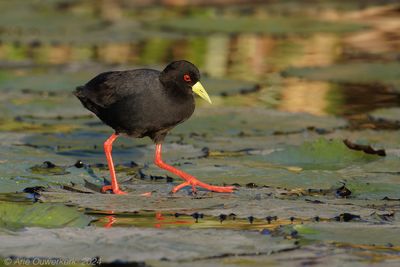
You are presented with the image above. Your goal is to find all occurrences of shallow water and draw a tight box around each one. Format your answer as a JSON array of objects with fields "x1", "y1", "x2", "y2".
[{"x1": 0, "y1": 1, "x2": 399, "y2": 266}]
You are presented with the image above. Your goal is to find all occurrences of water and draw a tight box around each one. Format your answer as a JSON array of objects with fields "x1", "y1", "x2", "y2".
[{"x1": 0, "y1": 1, "x2": 400, "y2": 266}]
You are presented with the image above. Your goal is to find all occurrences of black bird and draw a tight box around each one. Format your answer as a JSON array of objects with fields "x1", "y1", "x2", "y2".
[{"x1": 75, "y1": 60, "x2": 235, "y2": 194}]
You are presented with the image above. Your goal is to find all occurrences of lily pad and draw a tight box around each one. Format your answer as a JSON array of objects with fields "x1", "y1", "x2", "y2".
[
  {"x1": 0, "y1": 1, "x2": 178, "y2": 45},
  {"x1": 0, "y1": 227, "x2": 295, "y2": 262},
  {"x1": 369, "y1": 108, "x2": 400, "y2": 123},
  {"x1": 173, "y1": 107, "x2": 347, "y2": 138},
  {"x1": 147, "y1": 16, "x2": 367, "y2": 35},
  {"x1": 282, "y1": 63, "x2": 400, "y2": 89},
  {"x1": 39, "y1": 186, "x2": 395, "y2": 221},
  {"x1": 296, "y1": 223, "x2": 400, "y2": 246},
  {"x1": 0, "y1": 202, "x2": 91, "y2": 229},
  {"x1": 263, "y1": 138, "x2": 380, "y2": 170}
]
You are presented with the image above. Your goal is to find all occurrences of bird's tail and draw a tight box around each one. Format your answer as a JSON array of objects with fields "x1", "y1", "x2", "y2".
[
  {"x1": 74, "y1": 85, "x2": 85, "y2": 98},
  {"x1": 73, "y1": 85, "x2": 99, "y2": 114}
]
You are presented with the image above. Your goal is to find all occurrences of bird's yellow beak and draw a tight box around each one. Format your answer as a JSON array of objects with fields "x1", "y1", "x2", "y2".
[{"x1": 192, "y1": 81, "x2": 212, "y2": 104}]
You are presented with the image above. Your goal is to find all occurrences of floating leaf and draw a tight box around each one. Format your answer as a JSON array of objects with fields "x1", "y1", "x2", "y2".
[
  {"x1": 296, "y1": 223, "x2": 400, "y2": 246},
  {"x1": 283, "y1": 63, "x2": 400, "y2": 88},
  {"x1": 0, "y1": 202, "x2": 91, "y2": 229},
  {"x1": 0, "y1": 227, "x2": 295, "y2": 262},
  {"x1": 148, "y1": 16, "x2": 367, "y2": 35},
  {"x1": 264, "y1": 138, "x2": 380, "y2": 170}
]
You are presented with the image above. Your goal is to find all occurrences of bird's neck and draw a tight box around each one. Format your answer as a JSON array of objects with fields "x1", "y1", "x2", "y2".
[{"x1": 161, "y1": 80, "x2": 193, "y2": 104}]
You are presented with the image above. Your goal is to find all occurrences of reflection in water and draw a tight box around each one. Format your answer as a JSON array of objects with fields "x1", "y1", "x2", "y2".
[
  {"x1": 0, "y1": 33, "x2": 340, "y2": 77},
  {"x1": 101, "y1": 211, "x2": 193, "y2": 229},
  {"x1": 204, "y1": 34, "x2": 229, "y2": 77},
  {"x1": 280, "y1": 79, "x2": 331, "y2": 116},
  {"x1": 104, "y1": 215, "x2": 117, "y2": 228},
  {"x1": 96, "y1": 210, "x2": 302, "y2": 230},
  {"x1": 290, "y1": 34, "x2": 339, "y2": 68},
  {"x1": 0, "y1": 4, "x2": 399, "y2": 117}
]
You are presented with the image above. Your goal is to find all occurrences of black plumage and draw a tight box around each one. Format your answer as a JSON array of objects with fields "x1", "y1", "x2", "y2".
[{"x1": 75, "y1": 60, "x2": 199, "y2": 143}]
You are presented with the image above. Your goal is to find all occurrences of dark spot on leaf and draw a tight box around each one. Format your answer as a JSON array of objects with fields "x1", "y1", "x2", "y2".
[
  {"x1": 138, "y1": 169, "x2": 148, "y2": 179},
  {"x1": 191, "y1": 212, "x2": 200, "y2": 223},
  {"x1": 382, "y1": 196, "x2": 400, "y2": 201},
  {"x1": 343, "y1": 139, "x2": 386, "y2": 156},
  {"x1": 130, "y1": 161, "x2": 138, "y2": 167},
  {"x1": 334, "y1": 213, "x2": 361, "y2": 222},
  {"x1": 201, "y1": 147, "x2": 210, "y2": 157},
  {"x1": 375, "y1": 212, "x2": 395, "y2": 222},
  {"x1": 248, "y1": 216, "x2": 254, "y2": 224},
  {"x1": 336, "y1": 184, "x2": 352, "y2": 198},
  {"x1": 23, "y1": 186, "x2": 46, "y2": 194},
  {"x1": 219, "y1": 214, "x2": 227, "y2": 223},
  {"x1": 228, "y1": 213, "x2": 236, "y2": 220},
  {"x1": 42, "y1": 161, "x2": 56, "y2": 168},
  {"x1": 305, "y1": 199, "x2": 325, "y2": 204},
  {"x1": 260, "y1": 229, "x2": 270, "y2": 235},
  {"x1": 291, "y1": 230, "x2": 298, "y2": 238},
  {"x1": 74, "y1": 160, "x2": 84, "y2": 168},
  {"x1": 30, "y1": 161, "x2": 69, "y2": 175},
  {"x1": 246, "y1": 183, "x2": 258, "y2": 188}
]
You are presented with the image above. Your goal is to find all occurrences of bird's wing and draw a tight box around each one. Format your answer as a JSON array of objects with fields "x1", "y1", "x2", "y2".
[{"x1": 78, "y1": 69, "x2": 161, "y2": 108}]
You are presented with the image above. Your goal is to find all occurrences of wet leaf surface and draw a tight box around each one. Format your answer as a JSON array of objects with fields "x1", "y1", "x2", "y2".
[
  {"x1": 295, "y1": 223, "x2": 400, "y2": 246},
  {"x1": 0, "y1": 202, "x2": 91, "y2": 229},
  {"x1": 0, "y1": 1, "x2": 399, "y2": 266},
  {"x1": 0, "y1": 227, "x2": 296, "y2": 262},
  {"x1": 148, "y1": 17, "x2": 367, "y2": 35},
  {"x1": 283, "y1": 63, "x2": 400, "y2": 89}
]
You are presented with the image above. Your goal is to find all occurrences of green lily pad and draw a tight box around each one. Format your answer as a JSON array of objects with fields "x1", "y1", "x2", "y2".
[
  {"x1": 263, "y1": 138, "x2": 380, "y2": 170},
  {"x1": 29, "y1": 161, "x2": 70, "y2": 175},
  {"x1": 295, "y1": 223, "x2": 400, "y2": 246},
  {"x1": 147, "y1": 16, "x2": 367, "y2": 35},
  {"x1": 369, "y1": 108, "x2": 400, "y2": 123},
  {"x1": 173, "y1": 107, "x2": 347, "y2": 137},
  {"x1": 0, "y1": 202, "x2": 91, "y2": 229},
  {"x1": 0, "y1": 1, "x2": 178, "y2": 45},
  {"x1": 283, "y1": 63, "x2": 400, "y2": 88},
  {"x1": 0, "y1": 69, "x2": 97, "y2": 92},
  {"x1": 0, "y1": 227, "x2": 295, "y2": 262}
]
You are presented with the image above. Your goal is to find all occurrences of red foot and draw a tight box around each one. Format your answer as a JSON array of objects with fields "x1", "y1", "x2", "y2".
[
  {"x1": 101, "y1": 185, "x2": 127, "y2": 195},
  {"x1": 154, "y1": 143, "x2": 236, "y2": 194},
  {"x1": 171, "y1": 179, "x2": 235, "y2": 193}
]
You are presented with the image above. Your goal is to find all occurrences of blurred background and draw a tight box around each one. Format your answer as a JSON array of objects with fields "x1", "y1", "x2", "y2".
[
  {"x1": 1, "y1": 1, "x2": 400, "y2": 264},
  {"x1": 0, "y1": 0, "x2": 399, "y2": 123}
]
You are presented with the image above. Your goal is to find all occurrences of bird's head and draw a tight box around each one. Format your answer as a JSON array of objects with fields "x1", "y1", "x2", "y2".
[{"x1": 160, "y1": 60, "x2": 212, "y2": 103}]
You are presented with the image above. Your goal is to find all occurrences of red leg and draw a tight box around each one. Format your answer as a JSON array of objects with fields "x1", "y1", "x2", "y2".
[
  {"x1": 154, "y1": 143, "x2": 235, "y2": 193},
  {"x1": 102, "y1": 133, "x2": 127, "y2": 195}
]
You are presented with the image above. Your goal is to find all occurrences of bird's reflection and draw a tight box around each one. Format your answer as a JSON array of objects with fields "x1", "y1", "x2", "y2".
[{"x1": 102, "y1": 211, "x2": 192, "y2": 229}]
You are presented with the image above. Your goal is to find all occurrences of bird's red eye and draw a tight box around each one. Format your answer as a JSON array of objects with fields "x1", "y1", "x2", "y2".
[{"x1": 183, "y1": 74, "x2": 191, "y2": 82}]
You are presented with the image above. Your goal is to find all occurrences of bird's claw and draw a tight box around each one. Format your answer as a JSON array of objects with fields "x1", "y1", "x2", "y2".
[
  {"x1": 101, "y1": 185, "x2": 128, "y2": 195},
  {"x1": 171, "y1": 179, "x2": 236, "y2": 193}
]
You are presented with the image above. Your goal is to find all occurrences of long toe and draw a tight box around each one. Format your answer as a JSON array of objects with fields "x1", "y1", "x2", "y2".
[
  {"x1": 101, "y1": 185, "x2": 127, "y2": 195},
  {"x1": 101, "y1": 185, "x2": 112, "y2": 193},
  {"x1": 172, "y1": 180, "x2": 235, "y2": 193},
  {"x1": 206, "y1": 185, "x2": 236, "y2": 193},
  {"x1": 113, "y1": 189, "x2": 128, "y2": 195},
  {"x1": 196, "y1": 180, "x2": 236, "y2": 193}
]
